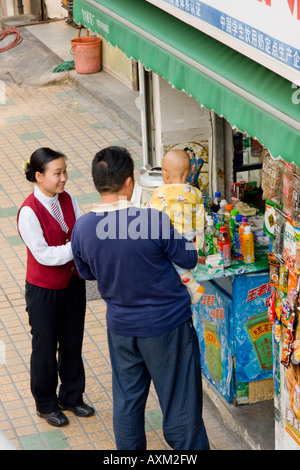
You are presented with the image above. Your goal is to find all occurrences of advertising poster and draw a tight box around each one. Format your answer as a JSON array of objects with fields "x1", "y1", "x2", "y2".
[
  {"x1": 232, "y1": 273, "x2": 273, "y2": 383},
  {"x1": 192, "y1": 280, "x2": 234, "y2": 402},
  {"x1": 164, "y1": 141, "x2": 209, "y2": 194}
]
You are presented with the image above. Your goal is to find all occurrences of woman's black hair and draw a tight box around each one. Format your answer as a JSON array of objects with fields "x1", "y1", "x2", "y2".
[
  {"x1": 92, "y1": 146, "x2": 134, "y2": 194},
  {"x1": 25, "y1": 147, "x2": 67, "y2": 183}
]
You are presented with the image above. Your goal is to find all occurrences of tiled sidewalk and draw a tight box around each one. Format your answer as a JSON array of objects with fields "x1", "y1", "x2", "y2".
[{"x1": 0, "y1": 80, "x2": 243, "y2": 450}]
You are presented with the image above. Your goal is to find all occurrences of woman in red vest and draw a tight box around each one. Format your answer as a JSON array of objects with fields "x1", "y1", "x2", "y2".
[{"x1": 17, "y1": 147, "x2": 94, "y2": 427}]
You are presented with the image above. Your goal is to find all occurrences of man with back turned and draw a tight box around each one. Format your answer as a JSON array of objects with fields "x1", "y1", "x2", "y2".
[{"x1": 71, "y1": 146, "x2": 209, "y2": 451}]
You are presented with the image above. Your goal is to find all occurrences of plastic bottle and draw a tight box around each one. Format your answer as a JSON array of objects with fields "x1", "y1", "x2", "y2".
[
  {"x1": 212, "y1": 222, "x2": 222, "y2": 255},
  {"x1": 239, "y1": 217, "x2": 249, "y2": 256},
  {"x1": 232, "y1": 215, "x2": 242, "y2": 257},
  {"x1": 217, "y1": 199, "x2": 227, "y2": 224},
  {"x1": 214, "y1": 222, "x2": 221, "y2": 240},
  {"x1": 243, "y1": 135, "x2": 251, "y2": 165},
  {"x1": 211, "y1": 192, "x2": 221, "y2": 225},
  {"x1": 229, "y1": 208, "x2": 239, "y2": 243},
  {"x1": 205, "y1": 217, "x2": 217, "y2": 255},
  {"x1": 204, "y1": 195, "x2": 213, "y2": 216},
  {"x1": 212, "y1": 192, "x2": 221, "y2": 213},
  {"x1": 243, "y1": 225, "x2": 255, "y2": 263},
  {"x1": 217, "y1": 226, "x2": 231, "y2": 267},
  {"x1": 223, "y1": 204, "x2": 233, "y2": 237}
]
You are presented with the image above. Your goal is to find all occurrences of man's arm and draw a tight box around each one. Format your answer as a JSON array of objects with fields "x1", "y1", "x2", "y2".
[
  {"x1": 158, "y1": 211, "x2": 198, "y2": 270},
  {"x1": 71, "y1": 226, "x2": 96, "y2": 281}
]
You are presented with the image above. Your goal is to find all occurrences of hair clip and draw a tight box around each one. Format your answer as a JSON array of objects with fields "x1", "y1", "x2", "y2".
[{"x1": 22, "y1": 159, "x2": 30, "y2": 174}]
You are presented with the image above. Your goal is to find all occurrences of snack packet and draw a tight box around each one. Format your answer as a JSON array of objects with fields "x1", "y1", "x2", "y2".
[
  {"x1": 283, "y1": 217, "x2": 296, "y2": 272},
  {"x1": 281, "y1": 288, "x2": 298, "y2": 326},
  {"x1": 281, "y1": 309, "x2": 297, "y2": 368},
  {"x1": 293, "y1": 221, "x2": 300, "y2": 274},
  {"x1": 263, "y1": 200, "x2": 281, "y2": 239},
  {"x1": 282, "y1": 161, "x2": 294, "y2": 216},
  {"x1": 292, "y1": 312, "x2": 300, "y2": 364},
  {"x1": 274, "y1": 317, "x2": 281, "y2": 343},
  {"x1": 272, "y1": 209, "x2": 286, "y2": 263},
  {"x1": 288, "y1": 270, "x2": 298, "y2": 292},
  {"x1": 262, "y1": 155, "x2": 284, "y2": 204},
  {"x1": 279, "y1": 264, "x2": 289, "y2": 293},
  {"x1": 292, "y1": 172, "x2": 300, "y2": 223},
  {"x1": 268, "y1": 251, "x2": 280, "y2": 287},
  {"x1": 267, "y1": 289, "x2": 276, "y2": 324}
]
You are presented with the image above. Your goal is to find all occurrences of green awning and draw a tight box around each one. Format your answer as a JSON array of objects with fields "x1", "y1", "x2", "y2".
[{"x1": 73, "y1": 0, "x2": 300, "y2": 165}]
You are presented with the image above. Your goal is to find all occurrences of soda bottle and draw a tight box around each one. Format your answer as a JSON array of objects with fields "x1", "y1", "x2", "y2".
[
  {"x1": 229, "y1": 208, "x2": 239, "y2": 243},
  {"x1": 205, "y1": 217, "x2": 217, "y2": 255},
  {"x1": 239, "y1": 217, "x2": 249, "y2": 256},
  {"x1": 232, "y1": 215, "x2": 242, "y2": 257},
  {"x1": 217, "y1": 226, "x2": 231, "y2": 267},
  {"x1": 243, "y1": 225, "x2": 255, "y2": 263}
]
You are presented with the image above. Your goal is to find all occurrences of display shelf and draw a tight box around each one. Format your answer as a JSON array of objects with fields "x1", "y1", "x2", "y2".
[{"x1": 193, "y1": 252, "x2": 269, "y2": 282}]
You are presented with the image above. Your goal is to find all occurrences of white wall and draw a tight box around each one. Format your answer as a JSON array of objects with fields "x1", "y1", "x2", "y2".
[
  {"x1": 152, "y1": 74, "x2": 211, "y2": 164},
  {"x1": 1, "y1": 0, "x2": 14, "y2": 16},
  {"x1": 151, "y1": 74, "x2": 212, "y2": 194},
  {"x1": 45, "y1": 0, "x2": 68, "y2": 18}
]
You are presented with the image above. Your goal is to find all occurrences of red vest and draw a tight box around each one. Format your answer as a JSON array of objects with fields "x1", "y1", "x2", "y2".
[{"x1": 17, "y1": 191, "x2": 79, "y2": 289}]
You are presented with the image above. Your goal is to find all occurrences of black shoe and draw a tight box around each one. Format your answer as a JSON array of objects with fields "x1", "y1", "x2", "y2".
[
  {"x1": 37, "y1": 409, "x2": 69, "y2": 427},
  {"x1": 59, "y1": 401, "x2": 95, "y2": 417}
]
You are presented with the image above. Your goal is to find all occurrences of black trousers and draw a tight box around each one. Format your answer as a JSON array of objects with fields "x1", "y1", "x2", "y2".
[
  {"x1": 108, "y1": 319, "x2": 210, "y2": 450},
  {"x1": 25, "y1": 275, "x2": 86, "y2": 413}
]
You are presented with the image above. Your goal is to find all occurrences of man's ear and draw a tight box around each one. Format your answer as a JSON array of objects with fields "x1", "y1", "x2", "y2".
[{"x1": 125, "y1": 176, "x2": 134, "y2": 190}]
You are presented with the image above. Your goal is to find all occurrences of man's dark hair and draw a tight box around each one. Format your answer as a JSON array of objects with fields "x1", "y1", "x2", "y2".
[{"x1": 92, "y1": 146, "x2": 134, "y2": 194}]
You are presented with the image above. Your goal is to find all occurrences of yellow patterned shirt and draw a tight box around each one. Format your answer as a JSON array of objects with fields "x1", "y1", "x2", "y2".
[{"x1": 149, "y1": 184, "x2": 205, "y2": 239}]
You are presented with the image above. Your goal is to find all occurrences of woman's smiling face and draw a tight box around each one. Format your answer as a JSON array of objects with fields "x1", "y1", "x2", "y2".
[{"x1": 35, "y1": 157, "x2": 68, "y2": 197}]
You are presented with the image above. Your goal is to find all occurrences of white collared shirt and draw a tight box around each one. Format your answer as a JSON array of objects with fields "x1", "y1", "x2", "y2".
[
  {"x1": 18, "y1": 186, "x2": 81, "y2": 266},
  {"x1": 91, "y1": 199, "x2": 134, "y2": 213}
]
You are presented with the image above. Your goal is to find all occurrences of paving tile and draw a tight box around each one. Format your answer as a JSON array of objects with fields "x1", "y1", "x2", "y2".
[
  {"x1": 90, "y1": 122, "x2": 105, "y2": 129},
  {"x1": 68, "y1": 170, "x2": 83, "y2": 179},
  {"x1": 4, "y1": 116, "x2": 30, "y2": 123},
  {"x1": 0, "y1": 206, "x2": 18, "y2": 218},
  {"x1": 19, "y1": 434, "x2": 46, "y2": 450},
  {"x1": 42, "y1": 430, "x2": 69, "y2": 450},
  {"x1": 5, "y1": 235, "x2": 24, "y2": 247},
  {"x1": 145, "y1": 409, "x2": 163, "y2": 431},
  {"x1": 19, "y1": 131, "x2": 46, "y2": 141},
  {"x1": 0, "y1": 99, "x2": 15, "y2": 106}
]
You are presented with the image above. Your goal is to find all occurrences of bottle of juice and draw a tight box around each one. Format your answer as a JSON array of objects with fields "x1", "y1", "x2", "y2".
[
  {"x1": 229, "y1": 208, "x2": 239, "y2": 243},
  {"x1": 239, "y1": 217, "x2": 249, "y2": 255},
  {"x1": 243, "y1": 225, "x2": 255, "y2": 263},
  {"x1": 205, "y1": 217, "x2": 216, "y2": 255},
  {"x1": 217, "y1": 226, "x2": 231, "y2": 267}
]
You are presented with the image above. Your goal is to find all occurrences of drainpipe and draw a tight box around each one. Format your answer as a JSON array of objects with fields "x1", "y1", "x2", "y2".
[{"x1": 17, "y1": 0, "x2": 24, "y2": 14}]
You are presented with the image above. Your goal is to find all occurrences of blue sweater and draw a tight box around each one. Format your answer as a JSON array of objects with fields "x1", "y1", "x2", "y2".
[{"x1": 71, "y1": 204, "x2": 197, "y2": 337}]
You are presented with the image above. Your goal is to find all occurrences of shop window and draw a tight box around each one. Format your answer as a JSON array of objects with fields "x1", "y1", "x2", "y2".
[{"x1": 232, "y1": 130, "x2": 265, "y2": 211}]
